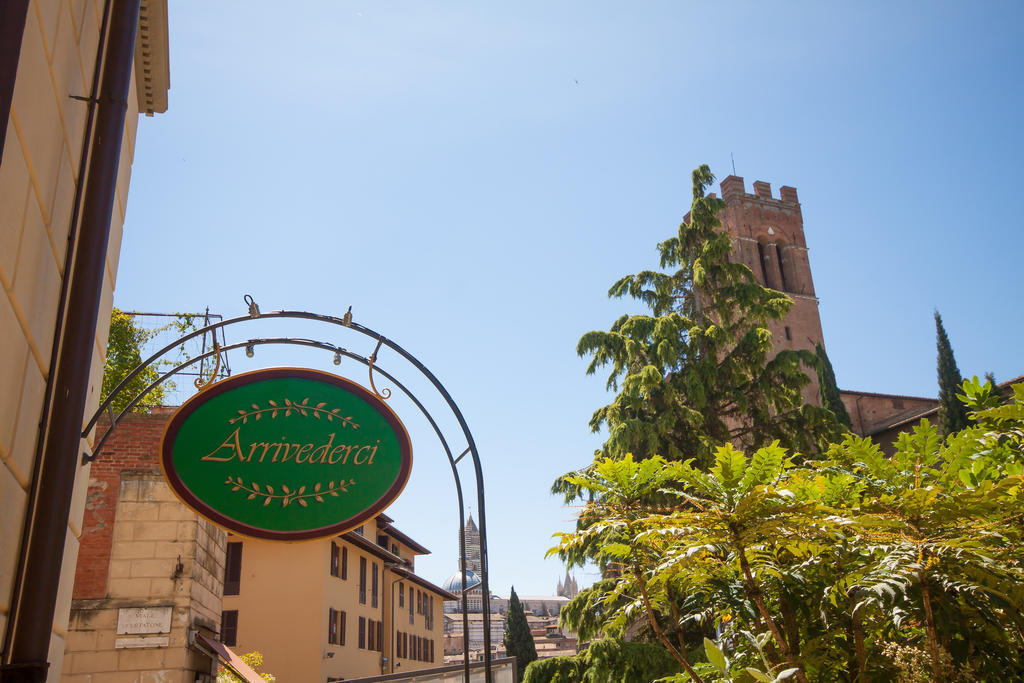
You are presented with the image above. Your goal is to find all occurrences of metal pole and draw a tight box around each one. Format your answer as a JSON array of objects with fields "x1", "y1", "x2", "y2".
[
  {"x1": 0, "y1": 0, "x2": 30, "y2": 161},
  {"x1": 1, "y1": 1, "x2": 139, "y2": 679},
  {"x1": 80, "y1": 311, "x2": 495, "y2": 681}
]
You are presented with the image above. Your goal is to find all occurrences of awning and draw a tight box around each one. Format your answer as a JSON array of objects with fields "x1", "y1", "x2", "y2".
[{"x1": 195, "y1": 633, "x2": 265, "y2": 683}]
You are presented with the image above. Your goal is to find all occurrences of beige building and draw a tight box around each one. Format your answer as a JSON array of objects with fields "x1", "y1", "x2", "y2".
[
  {"x1": 223, "y1": 515, "x2": 456, "y2": 682},
  {"x1": 1, "y1": 0, "x2": 168, "y2": 679},
  {"x1": 64, "y1": 411, "x2": 224, "y2": 682}
]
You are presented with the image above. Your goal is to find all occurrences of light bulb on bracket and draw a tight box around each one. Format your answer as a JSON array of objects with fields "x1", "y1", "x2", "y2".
[
  {"x1": 333, "y1": 351, "x2": 342, "y2": 366},
  {"x1": 245, "y1": 344, "x2": 254, "y2": 358}
]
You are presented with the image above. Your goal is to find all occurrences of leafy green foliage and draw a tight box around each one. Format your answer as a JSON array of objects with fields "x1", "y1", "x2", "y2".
[
  {"x1": 523, "y1": 638, "x2": 681, "y2": 683},
  {"x1": 571, "y1": 165, "x2": 841, "y2": 471},
  {"x1": 935, "y1": 311, "x2": 969, "y2": 435},
  {"x1": 101, "y1": 309, "x2": 166, "y2": 413},
  {"x1": 505, "y1": 587, "x2": 538, "y2": 681},
  {"x1": 814, "y1": 343, "x2": 852, "y2": 429},
  {"x1": 548, "y1": 378, "x2": 1024, "y2": 681},
  {"x1": 100, "y1": 309, "x2": 201, "y2": 414}
]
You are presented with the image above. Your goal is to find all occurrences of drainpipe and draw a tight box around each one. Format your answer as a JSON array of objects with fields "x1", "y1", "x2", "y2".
[
  {"x1": 2, "y1": 0, "x2": 114, "y2": 666},
  {"x1": 0, "y1": 1, "x2": 140, "y2": 680},
  {"x1": 0, "y1": 0, "x2": 30, "y2": 161}
]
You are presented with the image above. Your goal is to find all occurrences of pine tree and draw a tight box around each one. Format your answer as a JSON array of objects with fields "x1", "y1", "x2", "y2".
[
  {"x1": 815, "y1": 343, "x2": 852, "y2": 428},
  {"x1": 504, "y1": 587, "x2": 537, "y2": 681},
  {"x1": 935, "y1": 311, "x2": 969, "y2": 435},
  {"x1": 572, "y1": 165, "x2": 839, "y2": 470}
]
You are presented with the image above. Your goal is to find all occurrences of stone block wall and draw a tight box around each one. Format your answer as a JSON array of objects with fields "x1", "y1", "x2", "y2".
[{"x1": 64, "y1": 411, "x2": 224, "y2": 682}]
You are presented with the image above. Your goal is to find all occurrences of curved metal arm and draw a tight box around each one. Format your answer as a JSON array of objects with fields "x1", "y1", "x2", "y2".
[{"x1": 84, "y1": 302, "x2": 494, "y2": 681}]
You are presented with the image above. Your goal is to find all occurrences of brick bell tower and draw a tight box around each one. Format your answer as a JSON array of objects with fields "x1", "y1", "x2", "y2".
[{"x1": 715, "y1": 175, "x2": 824, "y2": 404}]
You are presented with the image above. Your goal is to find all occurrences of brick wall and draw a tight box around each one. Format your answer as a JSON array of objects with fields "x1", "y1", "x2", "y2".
[
  {"x1": 65, "y1": 409, "x2": 224, "y2": 681},
  {"x1": 716, "y1": 176, "x2": 824, "y2": 405},
  {"x1": 73, "y1": 411, "x2": 170, "y2": 599}
]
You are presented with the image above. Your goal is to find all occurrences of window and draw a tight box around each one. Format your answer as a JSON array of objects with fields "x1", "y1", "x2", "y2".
[
  {"x1": 371, "y1": 562, "x2": 379, "y2": 608},
  {"x1": 427, "y1": 595, "x2": 434, "y2": 629},
  {"x1": 358, "y1": 616, "x2": 366, "y2": 649},
  {"x1": 328, "y1": 609, "x2": 346, "y2": 646},
  {"x1": 368, "y1": 619, "x2": 375, "y2": 651},
  {"x1": 429, "y1": 639, "x2": 434, "y2": 663},
  {"x1": 403, "y1": 632, "x2": 408, "y2": 658},
  {"x1": 224, "y1": 542, "x2": 242, "y2": 595},
  {"x1": 777, "y1": 244, "x2": 791, "y2": 292},
  {"x1": 359, "y1": 557, "x2": 367, "y2": 604},
  {"x1": 341, "y1": 545, "x2": 348, "y2": 580},
  {"x1": 398, "y1": 582, "x2": 404, "y2": 608},
  {"x1": 757, "y1": 241, "x2": 770, "y2": 285},
  {"x1": 784, "y1": 326, "x2": 792, "y2": 341},
  {"x1": 377, "y1": 534, "x2": 389, "y2": 548},
  {"x1": 416, "y1": 590, "x2": 422, "y2": 615},
  {"x1": 376, "y1": 621, "x2": 383, "y2": 652},
  {"x1": 392, "y1": 543, "x2": 399, "y2": 555},
  {"x1": 409, "y1": 586, "x2": 414, "y2": 624},
  {"x1": 221, "y1": 610, "x2": 238, "y2": 646},
  {"x1": 330, "y1": 542, "x2": 339, "y2": 577}
]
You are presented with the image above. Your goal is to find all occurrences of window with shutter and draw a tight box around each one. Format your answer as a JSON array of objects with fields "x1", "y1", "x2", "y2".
[
  {"x1": 220, "y1": 610, "x2": 238, "y2": 646},
  {"x1": 224, "y1": 543, "x2": 242, "y2": 595}
]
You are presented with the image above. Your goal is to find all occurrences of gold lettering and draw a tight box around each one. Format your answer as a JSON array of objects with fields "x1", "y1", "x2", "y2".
[
  {"x1": 269, "y1": 441, "x2": 286, "y2": 462},
  {"x1": 248, "y1": 442, "x2": 272, "y2": 462},
  {"x1": 328, "y1": 445, "x2": 350, "y2": 464},
  {"x1": 309, "y1": 433, "x2": 335, "y2": 464},
  {"x1": 353, "y1": 446, "x2": 373, "y2": 465},
  {"x1": 201, "y1": 427, "x2": 244, "y2": 462},
  {"x1": 295, "y1": 443, "x2": 315, "y2": 464},
  {"x1": 367, "y1": 441, "x2": 380, "y2": 465}
]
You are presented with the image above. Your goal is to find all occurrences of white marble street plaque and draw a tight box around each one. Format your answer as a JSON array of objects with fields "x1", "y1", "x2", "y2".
[
  {"x1": 115, "y1": 636, "x2": 170, "y2": 649},
  {"x1": 116, "y1": 606, "x2": 173, "y2": 635}
]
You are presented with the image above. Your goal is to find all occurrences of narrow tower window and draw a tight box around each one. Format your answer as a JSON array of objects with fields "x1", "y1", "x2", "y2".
[{"x1": 756, "y1": 242, "x2": 769, "y2": 284}]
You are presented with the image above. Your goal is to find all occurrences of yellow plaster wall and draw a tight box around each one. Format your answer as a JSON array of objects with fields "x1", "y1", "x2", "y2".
[
  {"x1": 224, "y1": 535, "x2": 448, "y2": 682},
  {"x1": 222, "y1": 538, "x2": 327, "y2": 682},
  {"x1": 0, "y1": 0, "x2": 141, "y2": 678}
]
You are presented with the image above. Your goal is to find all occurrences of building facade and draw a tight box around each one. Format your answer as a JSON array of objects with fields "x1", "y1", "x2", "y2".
[
  {"x1": 714, "y1": 175, "x2": 942, "y2": 444},
  {"x1": 1, "y1": 1, "x2": 169, "y2": 679},
  {"x1": 64, "y1": 410, "x2": 226, "y2": 682},
  {"x1": 223, "y1": 515, "x2": 454, "y2": 682}
]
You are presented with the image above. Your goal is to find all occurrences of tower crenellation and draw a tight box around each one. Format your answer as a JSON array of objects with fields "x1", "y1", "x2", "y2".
[{"x1": 715, "y1": 174, "x2": 824, "y2": 404}]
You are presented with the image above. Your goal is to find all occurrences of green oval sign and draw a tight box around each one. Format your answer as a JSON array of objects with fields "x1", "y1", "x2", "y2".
[{"x1": 160, "y1": 368, "x2": 412, "y2": 541}]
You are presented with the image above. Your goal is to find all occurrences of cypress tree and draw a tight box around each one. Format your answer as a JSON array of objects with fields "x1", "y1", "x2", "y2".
[
  {"x1": 504, "y1": 587, "x2": 537, "y2": 681},
  {"x1": 815, "y1": 343, "x2": 852, "y2": 429},
  {"x1": 935, "y1": 311, "x2": 969, "y2": 435}
]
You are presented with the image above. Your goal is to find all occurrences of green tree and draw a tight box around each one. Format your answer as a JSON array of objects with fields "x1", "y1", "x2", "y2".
[
  {"x1": 814, "y1": 343, "x2": 852, "y2": 429},
  {"x1": 573, "y1": 165, "x2": 838, "y2": 471},
  {"x1": 101, "y1": 309, "x2": 166, "y2": 414},
  {"x1": 547, "y1": 379, "x2": 1024, "y2": 682},
  {"x1": 524, "y1": 638, "x2": 681, "y2": 683},
  {"x1": 505, "y1": 587, "x2": 538, "y2": 681},
  {"x1": 934, "y1": 311, "x2": 968, "y2": 435}
]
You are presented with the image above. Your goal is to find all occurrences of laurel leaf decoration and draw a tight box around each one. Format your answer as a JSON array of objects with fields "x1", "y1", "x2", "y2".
[
  {"x1": 229, "y1": 399, "x2": 359, "y2": 427},
  {"x1": 225, "y1": 476, "x2": 356, "y2": 507}
]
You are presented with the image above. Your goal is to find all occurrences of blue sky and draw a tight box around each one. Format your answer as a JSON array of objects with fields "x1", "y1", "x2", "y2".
[{"x1": 115, "y1": 1, "x2": 1024, "y2": 595}]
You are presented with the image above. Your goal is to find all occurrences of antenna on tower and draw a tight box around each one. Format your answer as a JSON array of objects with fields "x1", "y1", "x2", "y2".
[{"x1": 731, "y1": 152, "x2": 737, "y2": 176}]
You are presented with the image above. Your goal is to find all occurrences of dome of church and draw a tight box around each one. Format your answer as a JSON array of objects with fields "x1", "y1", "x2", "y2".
[{"x1": 442, "y1": 569, "x2": 482, "y2": 593}]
